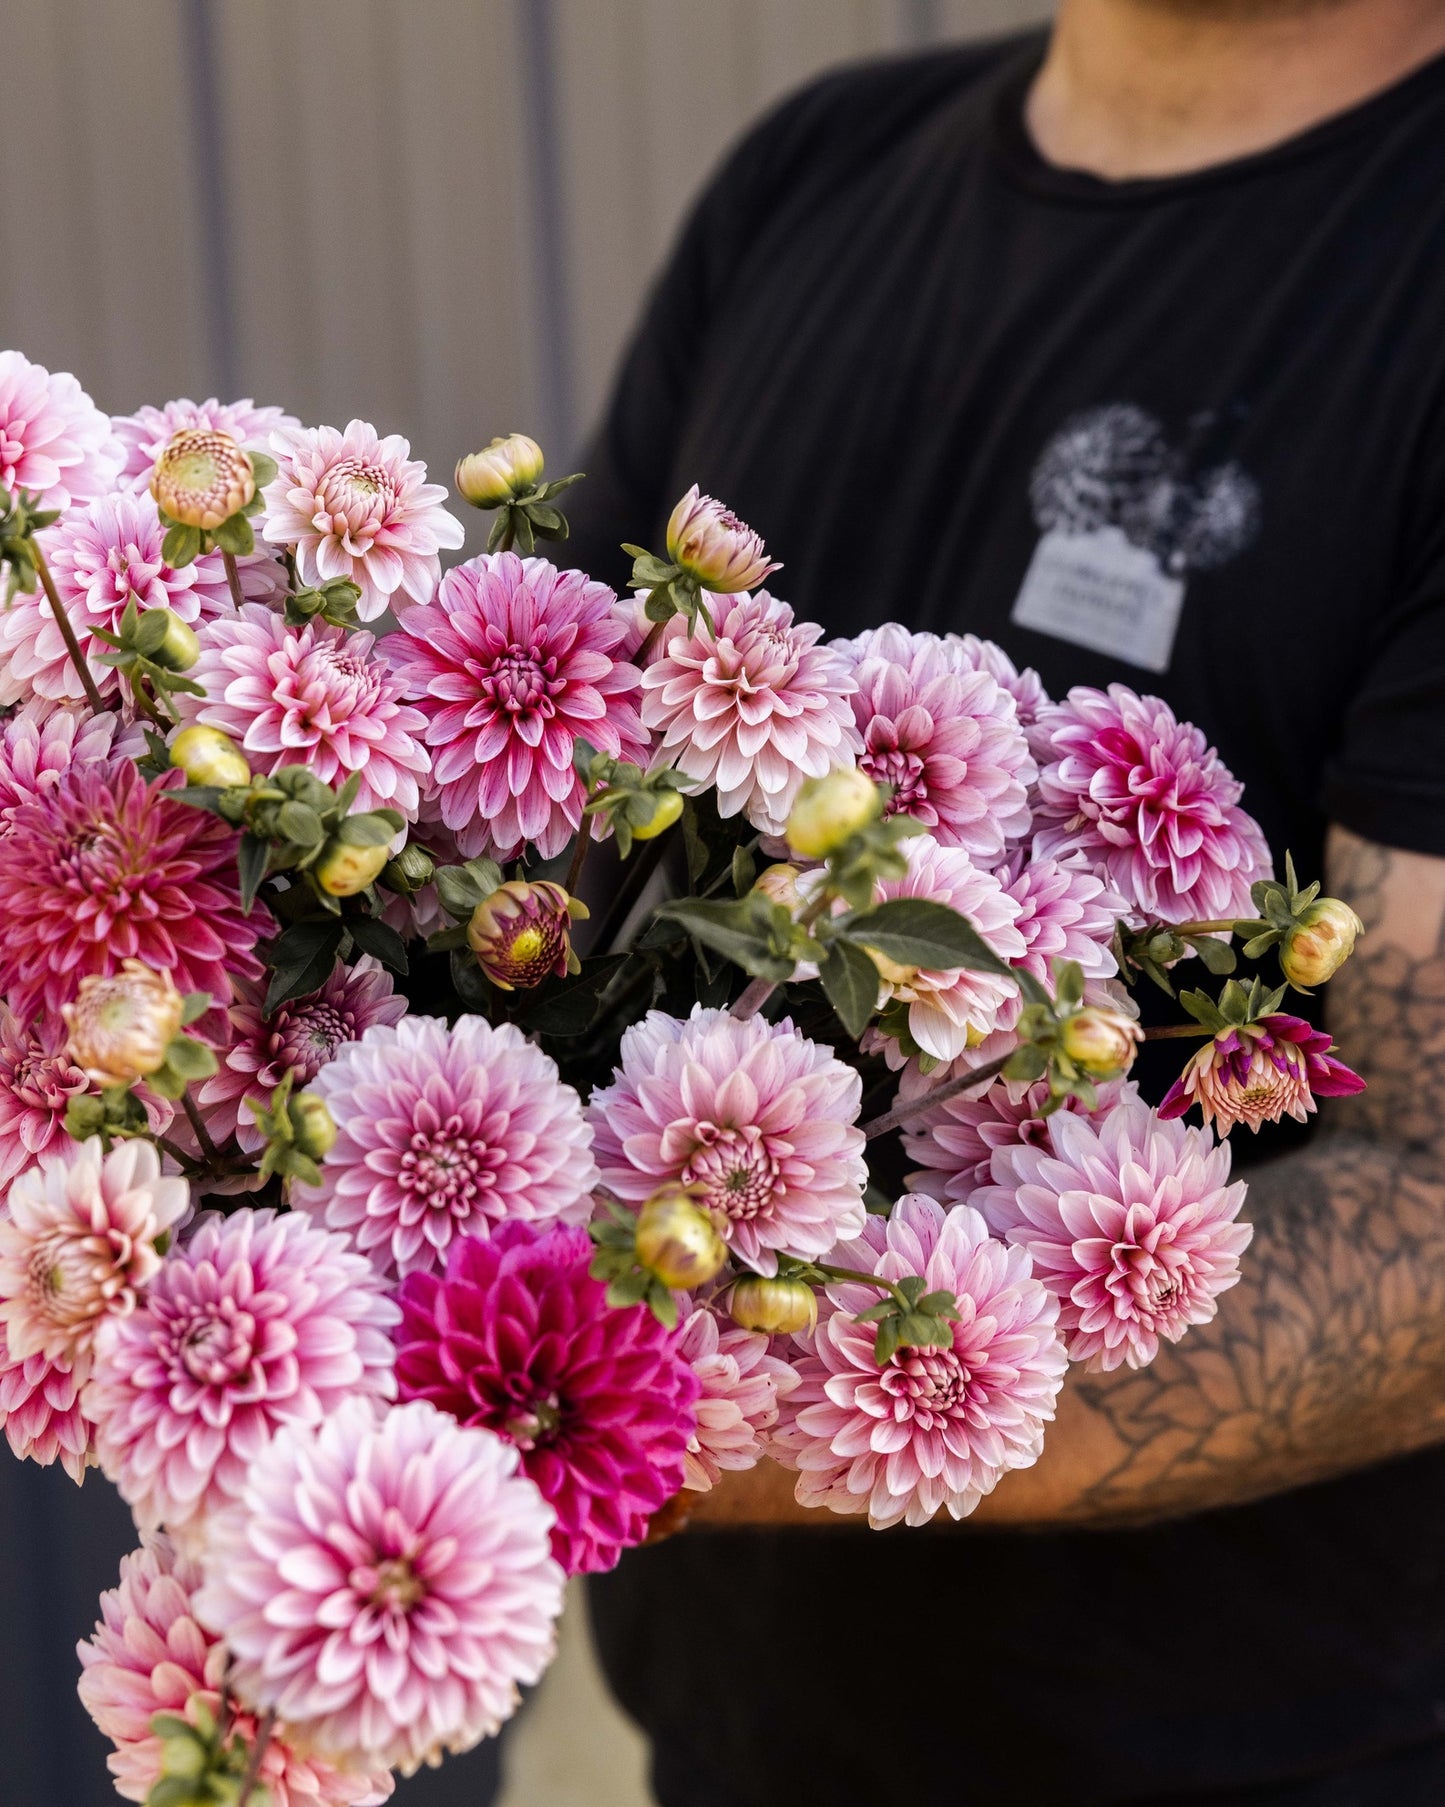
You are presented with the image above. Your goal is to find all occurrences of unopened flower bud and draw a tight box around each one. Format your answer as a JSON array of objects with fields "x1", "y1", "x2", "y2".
[
  {"x1": 1280, "y1": 898, "x2": 1363, "y2": 989},
  {"x1": 170, "y1": 724, "x2": 251, "y2": 789},
  {"x1": 753, "y1": 863, "x2": 803, "y2": 911},
  {"x1": 630, "y1": 789, "x2": 684, "y2": 841},
  {"x1": 381, "y1": 843, "x2": 436, "y2": 894},
  {"x1": 315, "y1": 837, "x2": 389, "y2": 897},
  {"x1": 467, "y1": 880, "x2": 583, "y2": 989},
  {"x1": 454, "y1": 434, "x2": 546, "y2": 508},
  {"x1": 151, "y1": 428, "x2": 255, "y2": 530},
  {"x1": 785, "y1": 767, "x2": 882, "y2": 861},
  {"x1": 865, "y1": 946, "x2": 916, "y2": 991},
  {"x1": 729, "y1": 1274, "x2": 818, "y2": 1337},
  {"x1": 62, "y1": 958, "x2": 186, "y2": 1088},
  {"x1": 146, "y1": 608, "x2": 201, "y2": 672},
  {"x1": 665, "y1": 485, "x2": 779, "y2": 592},
  {"x1": 291, "y1": 1091, "x2": 337, "y2": 1160},
  {"x1": 1059, "y1": 1006, "x2": 1142, "y2": 1078},
  {"x1": 634, "y1": 1185, "x2": 727, "y2": 1290}
]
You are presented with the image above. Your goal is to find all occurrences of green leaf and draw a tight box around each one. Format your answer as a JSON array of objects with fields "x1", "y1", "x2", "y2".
[
  {"x1": 844, "y1": 897, "x2": 1013, "y2": 975},
  {"x1": 338, "y1": 810, "x2": 403, "y2": 846},
  {"x1": 680, "y1": 798, "x2": 709, "y2": 885},
  {"x1": 425, "y1": 923, "x2": 469, "y2": 953},
  {"x1": 524, "y1": 501, "x2": 566, "y2": 536},
  {"x1": 1053, "y1": 958, "x2": 1086, "y2": 1008},
  {"x1": 434, "y1": 857, "x2": 502, "y2": 919},
  {"x1": 276, "y1": 800, "x2": 325, "y2": 847},
  {"x1": 655, "y1": 896, "x2": 795, "y2": 982},
  {"x1": 161, "y1": 1034, "x2": 219, "y2": 1082},
  {"x1": 247, "y1": 450, "x2": 278, "y2": 489},
  {"x1": 819, "y1": 938, "x2": 882, "y2": 1039},
  {"x1": 160, "y1": 522, "x2": 202, "y2": 568},
  {"x1": 237, "y1": 832, "x2": 270, "y2": 913},
  {"x1": 148, "y1": 1715, "x2": 195, "y2": 1744},
  {"x1": 180, "y1": 992, "x2": 210, "y2": 1025},
  {"x1": 643, "y1": 585, "x2": 677, "y2": 624},
  {"x1": 347, "y1": 914, "x2": 410, "y2": 974},
  {"x1": 731, "y1": 841, "x2": 757, "y2": 896},
  {"x1": 1190, "y1": 933, "x2": 1238, "y2": 975},
  {"x1": 211, "y1": 511, "x2": 255, "y2": 556},
  {"x1": 263, "y1": 919, "x2": 344, "y2": 1013},
  {"x1": 520, "y1": 953, "x2": 630, "y2": 1035},
  {"x1": 605, "y1": 1269, "x2": 650, "y2": 1308},
  {"x1": 1003, "y1": 1042, "x2": 1049, "y2": 1083}
]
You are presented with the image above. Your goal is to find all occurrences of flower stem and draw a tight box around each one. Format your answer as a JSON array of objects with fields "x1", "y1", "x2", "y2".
[
  {"x1": 29, "y1": 538, "x2": 105, "y2": 713},
  {"x1": 1143, "y1": 1023, "x2": 1215, "y2": 1040},
  {"x1": 636, "y1": 620, "x2": 665, "y2": 666},
  {"x1": 810, "y1": 1259, "x2": 909, "y2": 1311},
  {"x1": 222, "y1": 550, "x2": 246, "y2": 611},
  {"x1": 235, "y1": 1707, "x2": 276, "y2": 1807},
  {"x1": 731, "y1": 976, "x2": 776, "y2": 1020},
  {"x1": 597, "y1": 827, "x2": 674, "y2": 953},
  {"x1": 565, "y1": 818, "x2": 594, "y2": 896},
  {"x1": 1171, "y1": 919, "x2": 1239, "y2": 937},
  {"x1": 181, "y1": 1091, "x2": 221, "y2": 1162},
  {"x1": 859, "y1": 1051, "x2": 1014, "y2": 1141}
]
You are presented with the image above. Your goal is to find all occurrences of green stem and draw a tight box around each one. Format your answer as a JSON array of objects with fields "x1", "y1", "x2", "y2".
[
  {"x1": 1171, "y1": 918, "x2": 1239, "y2": 937},
  {"x1": 696, "y1": 834, "x2": 762, "y2": 900},
  {"x1": 181, "y1": 1091, "x2": 221, "y2": 1162},
  {"x1": 597, "y1": 826, "x2": 675, "y2": 954},
  {"x1": 221, "y1": 549, "x2": 246, "y2": 611},
  {"x1": 810, "y1": 1260, "x2": 910, "y2": 1312},
  {"x1": 1143, "y1": 1023, "x2": 1215, "y2": 1041},
  {"x1": 30, "y1": 538, "x2": 105, "y2": 712},
  {"x1": 635, "y1": 619, "x2": 665, "y2": 665},
  {"x1": 565, "y1": 817, "x2": 594, "y2": 897},
  {"x1": 235, "y1": 1707, "x2": 276, "y2": 1807},
  {"x1": 859, "y1": 1050, "x2": 1014, "y2": 1141},
  {"x1": 731, "y1": 976, "x2": 776, "y2": 1020}
]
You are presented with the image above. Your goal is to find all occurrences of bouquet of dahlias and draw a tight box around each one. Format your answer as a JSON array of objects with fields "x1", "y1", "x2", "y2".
[{"x1": 0, "y1": 348, "x2": 1366, "y2": 1805}]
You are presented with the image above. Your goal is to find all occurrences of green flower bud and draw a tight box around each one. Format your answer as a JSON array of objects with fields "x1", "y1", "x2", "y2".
[
  {"x1": 634, "y1": 1185, "x2": 727, "y2": 1291},
  {"x1": 785, "y1": 768, "x2": 882, "y2": 861},
  {"x1": 1280, "y1": 897, "x2": 1363, "y2": 989},
  {"x1": 630, "y1": 789, "x2": 684, "y2": 841},
  {"x1": 1059, "y1": 1005, "x2": 1142, "y2": 1078},
  {"x1": 753, "y1": 863, "x2": 803, "y2": 911},
  {"x1": 151, "y1": 428, "x2": 255, "y2": 530},
  {"x1": 455, "y1": 434, "x2": 546, "y2": 509},
  {"x1": 728, "y1": 1274, "x2": 818, "y2": 1337},
  {"x1": 382, "y1": 843, "x2": 436, "y2": 894},
  {"x1": 146, "y1": 608, "x2": 202, "y2": 672},
  {"x1": 170, "y1": 724, "x2": 251, "y2": 789},
  {"x1": 291, "y1": 1091, "x2": 337, "y2": 1160},
  {"x1": 314, "y1": 837, "x2": 389, "y2": 897}
]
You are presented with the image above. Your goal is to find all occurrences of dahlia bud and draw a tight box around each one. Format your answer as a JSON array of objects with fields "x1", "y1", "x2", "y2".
[
  {"x1": 634, "y1": 1185, "x2": 728, "y2": 1290},
  {"x1": 785, "y1": 767, "x2": 882, "y2": 860},
  {"x1": 1059, "y1": 1005, "x2": 1142, "y2": 1078},
  {"x1": 169, "y1": 724, "x2": 252, "y2": 790},
  {"x1": 150, "y1": 428, "x2": 256, "y2": 530},
  {"x1": 145, "y1": 608, "x2": 201, "y2": 672},
  {"x1": 454, "y1": 434, "x2": 546, "y2": 508},
  {"x1": 61, "y1": 958, "x2": 186, "y2": 1088},
  {"x1": 729, "y1": 1274, "x2": 818, "y2": 1337},
  {"x1": 314, "y1": 837, "x2": 390, "y2": 897},
  {"x1": 864, "y1": 945, "x2": 917, "y2": 990},
  {"x1": 630, "y1": 789, "x2": 684, "y2": 841},
  {"x1": 381, "y1": 843, "x2": 436, "y2": 894},
  {"x1": 466, "y1": 880, "x2": 582, "y2": 989},
  {"x1": 1280, "y1": 898, "x2": 1363, "y2": 989},
  {"x1": 290, "y1": 1091, "x2": 337, "y2": 1160},
  {"x1": 753, "y1": 863, "x2": 803, "y2": 911},
  {"x1": 665, "y1": 485, "x2": 779, "y2": 593}
]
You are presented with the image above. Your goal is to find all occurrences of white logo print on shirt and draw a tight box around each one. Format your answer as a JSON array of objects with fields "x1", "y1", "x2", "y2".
[{"x1": 1011, "y1": 403, "x2": 1261, "y2": 673}]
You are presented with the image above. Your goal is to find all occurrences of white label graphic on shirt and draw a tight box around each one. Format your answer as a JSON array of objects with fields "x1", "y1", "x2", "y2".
[{"x1": 1011, "y1": 403, "x2": 1260, "y2": 673}]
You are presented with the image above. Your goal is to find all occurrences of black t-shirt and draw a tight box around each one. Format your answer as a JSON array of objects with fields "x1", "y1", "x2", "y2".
[{"x1": 560, "y1": 34, "x2": 1445, "y2": 1806}]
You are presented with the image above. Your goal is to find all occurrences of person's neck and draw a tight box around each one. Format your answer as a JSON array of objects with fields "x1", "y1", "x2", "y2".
[{"x1": 1027, "y1": 0, "x2": 1445, "y2": 179}]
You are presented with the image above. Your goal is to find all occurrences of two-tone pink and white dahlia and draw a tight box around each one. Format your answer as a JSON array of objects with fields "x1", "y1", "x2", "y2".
[
  {"x1": 641, "y1": 590, "x2": 860, "y2": 837},
  {"x1": 196, "y1": 1397, "x2": 564, "y2": 1774},
  {"x1": 0, "y1": 700, "x2": 143, "y2": 821},
  {"x1": 0, "y1": 761, "x2": 267, "y2": 1023},
  {"x1": 832, "y1": 625, "x2": 1033, "y2": 858},
  {"x1": 262, "y1": 419, "x2": 464, "y2": 620},
  {"x1": 386, "y1": 552, "x2": 647, "y2": 860},
  {"x1": 112, "y1": 394, "x2": 300, "y2": 489},
  {"x1": 951, "y1": 632, "x2": 1049, "y2": 730},
  {"x1": 397, "y1": 1221, "x2": 699, "y2": 1573},
  {"x1": 588, "y1": 1007, "x2": 868, "y2": 1274},
  {"x1": 0, "y1": 350, "x2": 121, "y2": 511},
  {"x1": 85, "y1": 1209, "x2": 397, "y2": 1536},
  {"x1": 178, "y1": 604, "x2": 431, "y2": 816},
  {"x1": 1031, "y1": 684, "x2": 1271, "y2": 923},
  {"x1": 998, "y1": 848, "x2": 1124, "y2": 987},
  {"x1": 771, "y1": 1195, "x2": 1066, "y2": 1526},
  {"x1": 976, "y1": 1094, "x2": 1251, "y2": 1371},
  {"x1": 677, "y1": 1303, "x2": 798, "y2": 1492},
  {"x1": 0, "y1": 1005, "x2": 92, "y2": 1188},
  {"x1": 79, "y1": 1536, "x2": 393, "y2": 1806},
  {"x1": 294, "y1": 1015, "x2": 597, "y2": 1281},
  {"x1": 1160, "y1": 1013, "x2": 1365, "y2": 1136},
  {"x1": 0, "y1": 1324, "x2": 91, "y2": 1479}
]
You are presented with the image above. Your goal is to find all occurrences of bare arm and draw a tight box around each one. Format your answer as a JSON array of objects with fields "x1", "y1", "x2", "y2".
[{"x1": 689, "y1": 825, "x2": 1445, "y2": 1531}]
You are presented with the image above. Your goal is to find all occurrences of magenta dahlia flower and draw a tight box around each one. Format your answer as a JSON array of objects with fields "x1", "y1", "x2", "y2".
[
  {"x1": 397, "y1": 1220, "x2": 699, "y2": 1573},
  {"x1": 0, "y1": 700, "x2": 144, "y2": 823},
  {"x1": 79, "y1": 1536, "x2": 393, "y2": 1806},
  {"x1": 262, "y1": 419, "x2": 464, "y2": 620},
  {"x1": 976, "y1": 1094, "x2": 1252, "y2": 1370},
  {"x1": 386, "y1": 552, "x2": 648, "y2": 859},
  {"x1": 902, "y1": 1075, "x2": 1135, "y2": 1204},
  {"x1": 1031, "y1": 684, "x2": 1271, "y2": 923},
  {"x1": 677, "y1": 1303, "x2": 798, "y2": 1492},
  {"x1": 196, "y1": 1397, "x2": 565, "y2": 1774},
  {"x1": 85, "y1": 1209, "x2": 397, "y2": 1536},
  {"x1": 0, "y1": 1324, "x2": 91, "y2": 1479},
  {"x1": 0, "y1": 350, "x2": 121, "y2": 511},
  {"x1": 112, "y1": 394, "x2": 299, "y2": 490},
  {"x1": 294, "y1": 1014, "x2": 597, "y2": 1281},
  {"x1": 771, "y1": 1195, "x2": 1066, "y2": 1526},
  {"x1": 588, "y1": 1007, "x2": 868, "y2": 1274},
  {"x1": 999, "y1": 848, "x2": 1124, "y2": 986},
  {"x1": 832, "y1": 625, "x2": 1033, "y2": 858},
  {"x1": 641, "y1": 589, "x2": 860, "y2": 836},
  {"x1": 0, "y1": 761, "x2": 267, "y2": 1024},
  {"x1": 178, "y1": 604, "x2": 431, "y2": 816},
  {"x1": 0, "y1": 1005, "x2": 92, "y2": 1188},
  {"x1": 1160, "y1": 1012, "x2": 1365, "y2": 1135}
]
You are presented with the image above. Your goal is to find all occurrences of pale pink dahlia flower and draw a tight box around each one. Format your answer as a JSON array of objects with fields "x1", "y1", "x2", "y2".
[
  {"x1": 197, "y1": 958, "x2": 406, "y2": 1146},
  {"x1": 112, "y1": 394, "x2": 299, "y2": 490},
  {"x1": 902, "y1": 1075, "x2": 1134, "y2": 1204},
  {"x1": 641, "y1": 590, "x2": 860, "y2": 837},
  {"x1": 677, "y1": 1303, "x2": 799, "y2": 1492},
  {"x1": 1159, "y1": 1013, "x2": 1364, "y2": 1136},
  {"x1": 294, "y1": 1014, "x2": 597, "y2": 1281},
  {"x1": 976, "y1": 1094, "x2": 1252, "y2": 1371},
  {"x1": 0, "y1": 350, "x2": 121, "y2": 511},
  {"x1": 196, "y1": 1397, "x2": 565, "y2": 1774},
  {"x1": 179, "y1": 604, "x2": 431, "y2": 816},
  {"x1": 588, "y1": 1007, "x2": 868, "y2": 1274},
  {"x1": 951, "y1": 632, "x2": 1049, "y2": 730},
  {"x1": 85, "y1": 1208, "x2": 397, "y2": 1536},
  {"x1": 262, "y1": 419, "x2": 464, "y2": 621},
  {"x1": 78, "y1": 1535, "x2": 393, "y2": 1806},
  {"x1": 0, "y1": 1138, "x2": 187, "y2": 1368},
  {"x1": 0, "y1": 699, "x2": 144, "y2": 820},
  {"x1": 397, "y1": 1221, "x2": 699, "y2": 1574},
  {"x1": 832, "y1": 624, "x2": 1033, "y2": 859},
  {"x1": 998, "y1": 848, "x2": 1124, "y2": 987},
  {"x1": 0, "y1": 1324, "x2": 91, "y2": 1479},
  {"x1": 1031, "y1": 684, "x2": 1271, "y2": 923},
  {"x1": 387, "y1": 552, "x2": 647, "y2": 859},
  {"x1": 0, "y1": 761, "x2": 267, "y2": 1023},
  {"x1": 0, "y1": 1005, "x2": 92, "y2": 1188},
  {"x1": 771, "y1": 1195, "x2": 1066, "y2": 1527}
]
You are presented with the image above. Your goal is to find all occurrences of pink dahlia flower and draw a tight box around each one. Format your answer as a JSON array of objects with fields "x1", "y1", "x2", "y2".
[
  {"x1": 771, "y1": 1195, "x2": 1066, "y2": 1527},
  {"x1": 397, "y1": 1221, "x2": 699, "y2": 1574},
  {"x1": 0, "y1": 350, "x2": 121, "y2": 511},
  {"x1": 294, "y1": 1014, "x2": 597, "y2": 1281},
  {"x1": 1160, "y1": 1013, "x2": 1365, "y2": 1135},
  {"x1": 999, "y1": 848, "x2": 1124, "y2": 987},
  {"x1": 387, "y1": 552, "x2": 647, "y2": 860},
  {"x1": 85, "y1": 1209, "x2": 397, "y2": 1536},
  {"x1": 677, "y1": 1303, "x2": 798, "y2": 1492},
  {"x1": 1031, "y1": 684, "x2": 1271, "y2": 923},
  {"x1": 78, "y1": 1535, "x2": 392, "y2": 1806},
  {"x1": 196, "y1": 1397, "x2": 565, "y2": 1774},
  {"x1": 197, "y1": 958, "x2": 406, "y2": 1145},
  {"x1": 976, "y1": 1094, "x2": 1252, "y2": 1370},
  {"x1": 0, "y1": 699, "x2": 144, "y2": 821},
  {"x1": 832, "y1": 625, "x2": 1033, "y2": 858},
  {"x1": 0, "y1": 1138, "x2": 187, "y2": 1368},
  {"x1": 178, "y1": 603, "x2": 431, "y2": 816},
  {"x1": 0, "y1": 761, "x2": 267, "y2": 1024},
  {"x1": 641, "y1": 589, "x2": 860, "y2": 837},
  {"x1": 588, "y1": 1007, "x2": 868, "y2": 1274},
  {"x1": 665, "y1": 485, "x2": 780, "y2": 591},
  {"x1": 951, "y1": 632, "x2": 1049, "y2": 729},
  {"x1": 0, "y1": 1005, "x2": 92, "y2": 1188},
  {"x1": 112, "y1": 394, "x2": 299, "y2": 490},
  {"x1": 262, "y1": 419, "x2": 464, "y2": 621},
  {"x1": 0, "y1": 1324, "x2": 91, "y2": 1479}
]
